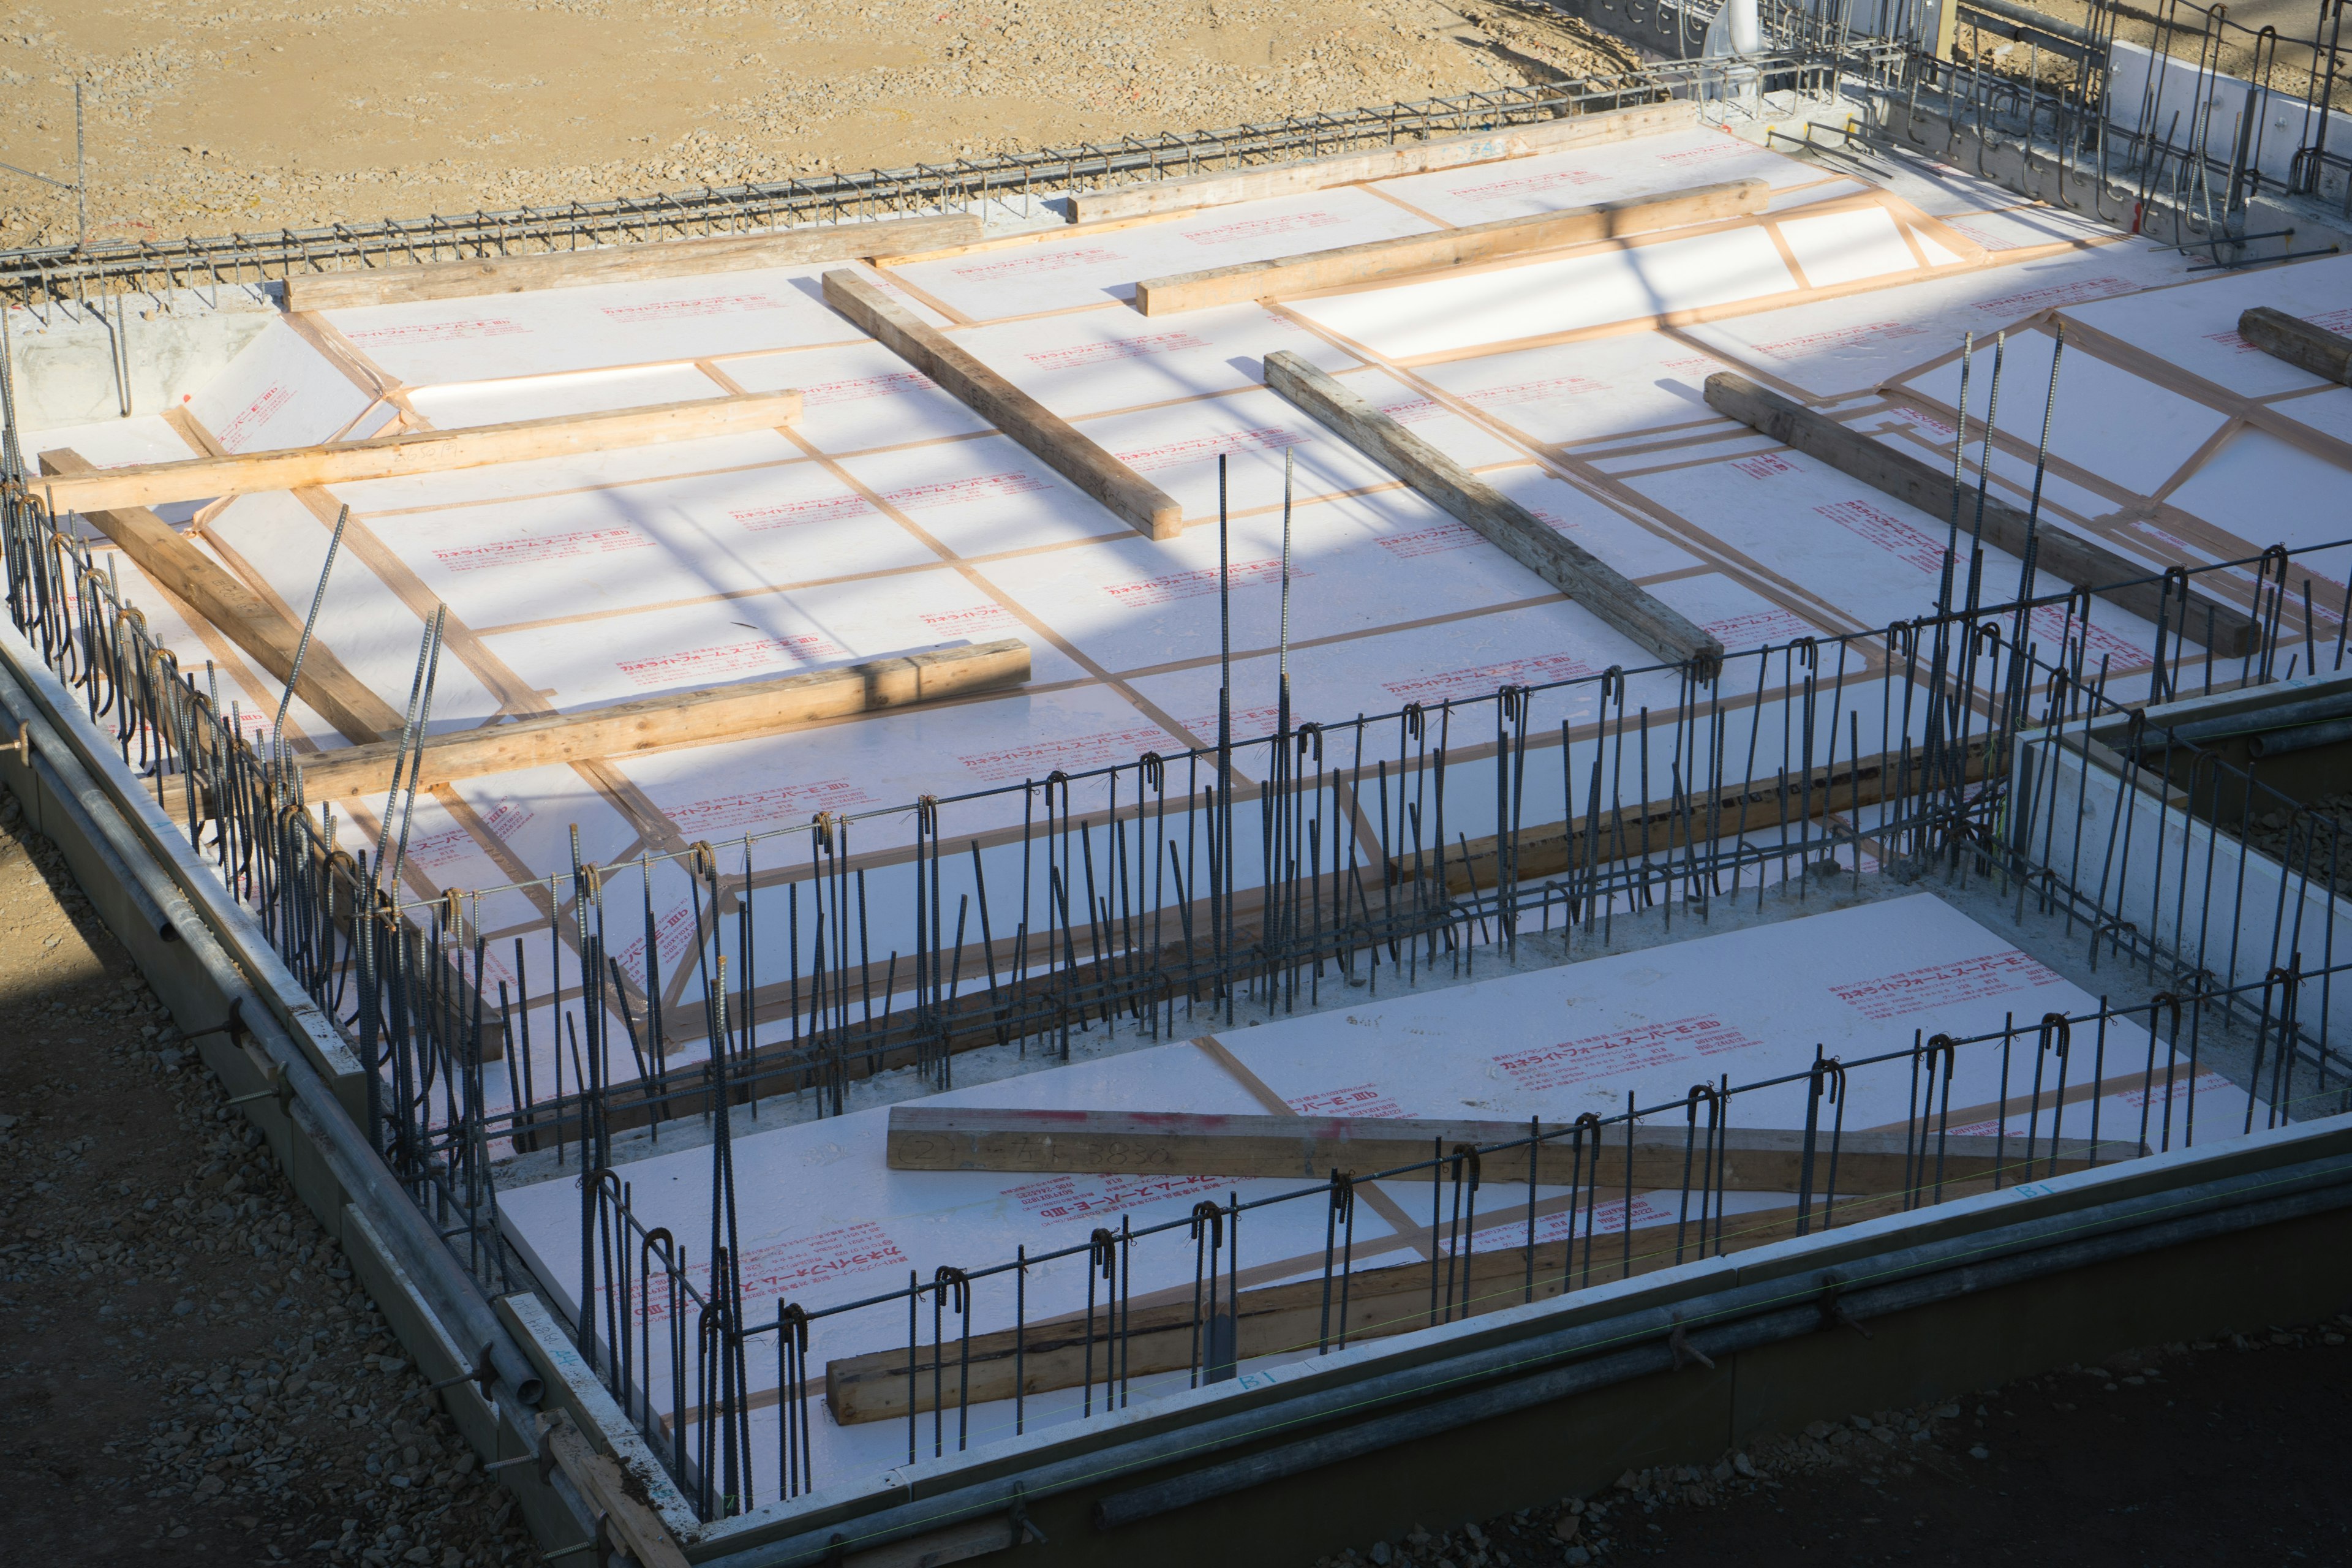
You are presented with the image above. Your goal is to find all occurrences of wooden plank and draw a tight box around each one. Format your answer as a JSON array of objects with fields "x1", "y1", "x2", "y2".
[
  {"x1": 539, "y1": 1410, "x2": 690, "y2": 1568},
  {"x1": 886, "y1": 1106, "x2": 2109, "y2": 1190},
  {"x1": 1135, "y1": 178, "x2": 1768, "y2": 315},
  {"x1": 40, "y1": 391, "x2": 805, "y2": 513},
  {"x1": 281, "y1": 214, "x2": 982, "y2": 311},
  {"x1": 293, "y1": 638, "x2": 1030, "y2": 801},
  {"x1": 2239, "y1": 306, "x2": 2352, "y2": 387},
  {"x1": 1070, "y1": 100, "x2": 1700, "y2": 222},
  {"x1": 821, "y1": 269, "x2": 1183, "y2": 540},
  {"x1": 36, "y1": 450, "x2": 404, "y2": 743},
  {"x1": 1703, "y1": 372, "x2": 2258, "y2": 657},
  {"x1": 1264, "y1": 351, "x2": 1724, "y2": 674}
]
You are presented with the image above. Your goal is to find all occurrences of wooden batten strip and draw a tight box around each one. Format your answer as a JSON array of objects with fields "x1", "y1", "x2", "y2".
[
  {"x1": 1133, "y1": 178, "x2": 1769, "y2": 315},
  {"x1": 1264, "y1": 350, "x2": 1724, "y2": 673},
  {"x1": 39, "y1": 391, "x2": 807, "y2": 514},
  {"x1": 280, "y1": 213, "x2": 984, "y2": 311},
  {"x1": 1702, "y1": 371, "x2": 2258, "y2": 657},
  {"x1": 820, "y1": 268, "x2": 1183, "y2": 540},
  {"x1": 294, "y1": 638, "x2": 1031, "y2": 801}
]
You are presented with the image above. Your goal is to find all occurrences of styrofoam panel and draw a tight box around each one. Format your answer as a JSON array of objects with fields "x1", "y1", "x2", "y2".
[
  {"x1": 1777, "y1": 206, "x2": 1920, "y2": 288},
  {"x1": 1937, "y1": 203, "x2": 2112, "y2": 252},
  {"x1": 949, "y1": 300, "x2": 1362, "y2": 420},
  {"x1": 364, "y1": 460, "x2": 938, "y2": 633},
  {"x1": 1628, "y1": 451, "x2": 2165, "y2": 664},
  {"x1": 1898, "y1": 329, "x2": 2230, "y2": 495},
  {"x1": 2056, "y1": 251, "x2": 2352, "y2": 398},
  {"x1": 404, "y1": 362, "x2": 728, "y2": 428},
  {"x1": 1856, "y1": 406, "x2": 2120, "y2": 531},
  {"x1": 617, "y1": 682, "x2": 1189, "y2": 846},
  {"x1": 1839, "y1": 153, "x2": 2025, "y2": 217},
  {"x1": 98, "y1": 549, "x2": 344, "y2": 756},
  {"x1": 1413, "y1": 331, "x2": 1741, "y2": 448},
  {"x1": 1643, "y1": 570, "x2": 1831, "y2": 653},
  {"x1": 1915, "y1": 232, "x2": 1968, "y2": 268},
  {"x1": 1366, "y1": 126, "x2": 1820, "y2": 225},
  {"x1": 1765, "y1": 178, "x2": 1875, "y2": 213},
  {"x1": 200, "y1": 492, "x2": 507, "y2": 733},
  {"x1": 884, "y1": 187, "x2": 1440, "y2": 319},
  {"x1": 1481, "y1": 467, "x2": 1705, "y2": 580},
  {"x1": 971, "y1": 483, "x2": 1573, "y2": 677},
  {"x1": 481, "y1": 567, "x2": 1087, "y2": 714},
  {"x1": 2275, "y1": 386, "x2": 2352, "y2": 447},
  {"x1": 1679, "y1": 239, "x2": 2199, "y2": 396},
  {"x1": 832, "y1": 434, "x2": 1138, "y2": 554},
  {"x1": 334, "y1": 430, "x2": 805, "y2": 514},
  {"x1": 1291, "y1": 226, "x2": 1800, "y2": 362},
  {"x1": 323, "y1": 263, "x2": 862, "y2": 384},
  {"x1": 1587, "y1": 429, "x2": 1785, "y2": 477},
  {"x1": 720, "y1": 339, "x2": 995, "y2": 453},
  {"x1": 23, "y1": 412, "x2": 197, "y2": 468},
  {"x1": 2165, "y1": 430, "x2": 2352, "y2": 586},
  {"x1": 188, "y1": 318, "x2": 372, "y2": 452}
]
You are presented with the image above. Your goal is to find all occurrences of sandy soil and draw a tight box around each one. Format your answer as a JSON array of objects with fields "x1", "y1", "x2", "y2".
[{"x1": 0, "y1": 0, "x2": 1644, "y2": 252}]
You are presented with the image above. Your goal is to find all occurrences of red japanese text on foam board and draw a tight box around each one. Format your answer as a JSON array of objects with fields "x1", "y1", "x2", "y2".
[
  {"x1": 1179, "y1": 210, "x2": 1348, "y2": 245},
  {"x1": 403, "y1": 823, "x2": 482, "y2": 873},
  {"x1": 802, "y1": 371, "x2": 938, "y2": 405},
  {"x1": 1449, "y1": 167, "x2": 1610, "y2": 201},
  {"x1": 1493, "y1": 1014, "x2": 1763, "y2": 1095},
  {"x1": 957, "y1": 726, "x2": 1176, "y2": 785},
  {"x1": 731, "y1": 494, "x2": 876, "y2": 531},
  {"x1": 613, "y1": 1222, "x2": 910, "y2": 1324},
  {"x1": 432, "y1": 527, "x2": 655, "y2": 573},
  {"x1": 617, "y1": 898, "x2": 704, "y2": 973},
  {"x1": 215, "y1": 384, "x2": 296, "y2": 453},
  {"x1": 2116, "y1": 1071, "x2": 2232, "y2": 1110},
  {"x1": 1383, "y1": 652, "x2": 1596, "y2": 704},
  {"x1": 1287, "y1": 1084, "x2": 1408, "y2": 1119},
  {"x1": 2027, "y1": 603, "x2": 2147, "y2": 669},
  {"x1": 1731, "y1": 452, "x2": 1796, "y2": 480},
  {"x1": 1970, "y1": 276, "x2": 2135, "y2": 316},
  {"x1": 951, "y1": 246, "x2": 1126, "y2": 281},
  {"x1": 1815, "y1": 498, "x2": 1948, "y2": 575},
  {"x1": 1659, "y1": 138, "x2": 1752, "y2": 166},
  {"x1": 1750, "y1": 320, "x2": 1928, "y2": 360},
  {"x1": 883, "y1": 472, "x2": 1050, "y2": 510},
  {"x1": 599, "y1": 294, "x2": 789, "y2": 322},
  {"x1": 616, "y1": 631, "x2": 848, "y2": 687},
  {"x1": 1704, "y1": 607, "x2": 1819, "y2": 647},
  {"x1": 2206, "y1": 308, "x2": 2352, "y2": 353},
  {"x1": 1377, "y1": 522, "x2": 1486, "y2": 559},
  {"x1": 1024, "y1": 331, "x2": 1209, "y2": 371},
  {"x1": 345, "y1": 318, "x2": 527, "y2": 347},
  {"x1": 1530, "y1": 1193, "x2": 1687, "y2": 1243},
  {"x1": 669, "y1": 777, "x2": 879, "y2": 839},
  {"x1": 479, "y1": 801, "x2": 533, "y2": 840},
  {"x1": 919, "y1": 604, "x2": 1024, "y2": 639},
  {"x1": 1114, "y1": 426, "x2": 1308, "y2": 474},
  {"x1": 1102, "y1": 557, "x2": 1304, "y2": 609},
  {"x1": 1177, "y1": 704, "x2": 1284, "y2": 741},
  {"x1": 1005, "y1": 1171, "x2": 1230, "y2": 1225},
  {"x1": 1829, "y1": 949, "x2": 2064, "y2": 1020},
  {"x1": 1374, "y1": 397, "x2": 1448, "y2": 425},
  {"x1": 1464, "y1": 375, "x2": 1607, "y2": 407}
]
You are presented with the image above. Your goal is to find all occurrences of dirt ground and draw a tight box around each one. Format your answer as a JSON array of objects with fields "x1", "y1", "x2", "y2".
[
  {"x1": 0, "y1": 0, "x2": 1643, "y2": 252},
  {"x1": 0, "y1": 781, "x2": 542, "y2": 1567},
  {"x1": 1321, "y1": 1319, "x2": 2352, "y2": 1568}
]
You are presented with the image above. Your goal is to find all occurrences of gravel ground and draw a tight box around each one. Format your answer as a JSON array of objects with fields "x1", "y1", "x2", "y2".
[
  {"x1": 0, "y1": 781, "x2": 543, "y2": 1567},
  {"x1": 0, "y1": 0, "x2": 1642, "y2": 251},
  {"x1": 1314, "y1": 1316, "x2": 2352, "y2": 1568}
]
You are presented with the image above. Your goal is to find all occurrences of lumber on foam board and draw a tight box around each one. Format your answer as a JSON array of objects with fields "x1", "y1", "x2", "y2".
[
  {"x1": 886, "y1": 1106, "x2": 2111, "y2": 1190},
  {"x1": 1702, "y1": 372, "x2": 2260, "y2": 658},
  {"x1": 2239, "y1": 305, "x2": 2352, "y2": 387},
  {"x1": 1264, "y1": 351, "x2": 1725, "y2": 674},
  {"x1": 1134, "y1": 177, "x2": 1768, "y2": 315},
  {"x1": 39, "y1": 391, "x2": 807, "y2": 514},
  {"x1": 293, "y1": 638, "x2": 1031, "y2": 801},
  {"x1": 279, "y1": 213, "x2": 983, "y2": 311},
  {"x1": 1070, "y1": 99, "x2": 1700, "y2": 222},
  {"x1": 824, "y1": 1170, "x2": 2106, "y2": 1423},
  {"x1": 821, "y1": 268, "x2": 1185, "y2": 540},
  {"x1": 37, "y1": 450, "x2": 404, "y2": 744}
]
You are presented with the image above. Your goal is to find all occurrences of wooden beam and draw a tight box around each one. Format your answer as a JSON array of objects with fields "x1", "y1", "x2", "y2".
[
  {"x1": 821, "y1": 269, "x2": 1183, "y2": 540},
  {"x1": 40, "y1": 391, "x2": 806, "y2": 514},
  {"x1": 538, "y1": 1411, "x2": 690, "y2": 1568},
  {"x1": 280, "y1": 214, "x2": 982, "y2": 311},
  {"x1": 886, "y1": 1106, "x2": 2106, "y2": 1190},
  {"x1": 295, "y1": 638, "x2": 1030, "y2": 801},
  {"x1": 1703, "y1": 372, "x2": 2258, "y2": 657},
  {"x1": 36, "y1": 450, "x2": 404, "y2": 743},
  {"x1": 1071, "y1": 100, "x2": 1699, "y2": 222},
  {"x1": 1264, "y1": 351, "x2": 1724, "y2": 674},
  {"x1": 2239, "y1": 306, "x2": 2352, "y2": 387},
  {"x1": 1134, "y1": 178, "x2": 1768, "y2": 315}
]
